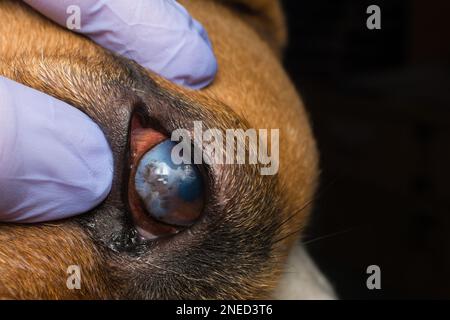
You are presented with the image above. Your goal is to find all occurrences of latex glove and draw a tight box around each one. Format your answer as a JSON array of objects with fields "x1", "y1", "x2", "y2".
[
  {"x1": 0, "y1": 76, "x2": 113, "y2": 222},
  {"x1": 23, "y1": 0, "x2": 218, "y2": 89}
]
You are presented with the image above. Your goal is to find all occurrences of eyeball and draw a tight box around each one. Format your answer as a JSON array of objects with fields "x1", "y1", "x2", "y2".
[{"x1": 134, "y1": 140, "x2": 204, "y2": 227}]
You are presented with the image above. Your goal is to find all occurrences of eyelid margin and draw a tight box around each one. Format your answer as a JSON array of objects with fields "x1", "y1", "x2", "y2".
[
  {"x1": 129, "y1": 113, "x2": 167, "y2": 165},
  {"x1": 127, "y1": 113, "x2": 180, "y2": 240}
]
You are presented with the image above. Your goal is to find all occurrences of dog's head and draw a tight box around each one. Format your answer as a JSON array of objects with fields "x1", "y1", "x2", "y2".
[{"x1": 0, "y1": 0, "x2": 318, "y2": 299}]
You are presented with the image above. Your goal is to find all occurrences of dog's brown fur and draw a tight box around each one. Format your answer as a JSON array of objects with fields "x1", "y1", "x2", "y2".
[{"x1": 0, "y1": 0, "x2": 318, "y2": 299}]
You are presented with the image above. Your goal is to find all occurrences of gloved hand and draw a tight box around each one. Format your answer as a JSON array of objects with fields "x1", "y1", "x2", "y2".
[
  {"x1": 0, "y1": 76, "x2": 114, "y2": 222},
  {"x1": 0, "y1": 0, "x2": 217, "y2": 223},
  {"x1": 23, "y1": 0, "x2": 217, "y2": 89}
]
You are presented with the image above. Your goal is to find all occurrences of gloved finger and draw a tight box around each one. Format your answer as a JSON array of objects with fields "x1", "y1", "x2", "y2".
[
  {"x1": 23, "y1": 0, "x2": 218, "y2": 89},
  {"x1": 0, "y1": 76, "x2": 113, "y2": 223}
]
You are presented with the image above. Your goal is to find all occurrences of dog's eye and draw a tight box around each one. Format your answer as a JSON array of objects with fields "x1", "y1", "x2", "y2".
[
  {"x1": 134, "y1": 140, "x2": 204, "y2": 227},
  {"x1": 127, "y1": 114, "x2": 204, "y2": 239}
]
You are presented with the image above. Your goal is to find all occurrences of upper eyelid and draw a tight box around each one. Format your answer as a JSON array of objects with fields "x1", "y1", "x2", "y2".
[
  {"x1": 121, "y1": 56, "x2": 250, "y2": 138},
  {"x1": 123, "y1": 63, "x2": 248, "y2": 136}
]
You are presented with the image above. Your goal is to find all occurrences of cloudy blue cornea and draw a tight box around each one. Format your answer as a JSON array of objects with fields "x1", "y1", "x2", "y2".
[{"x1": 134, "y1": 140, "x2": 204, "y2": 226}]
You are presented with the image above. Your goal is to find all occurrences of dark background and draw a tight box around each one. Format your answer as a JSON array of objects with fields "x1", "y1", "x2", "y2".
[{"x1": 281, "y1": 0, "x2": 450, "y2": 299}]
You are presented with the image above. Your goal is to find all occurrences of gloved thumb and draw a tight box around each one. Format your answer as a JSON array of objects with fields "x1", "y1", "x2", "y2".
[{"x1": 0, "y1": 76, "x2": 113, "y2": 222}]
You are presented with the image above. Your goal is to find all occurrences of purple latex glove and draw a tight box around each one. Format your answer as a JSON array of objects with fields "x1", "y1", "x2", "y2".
[
  {"x1": 23, "y1": 0, "x2": 218, "y2": 89},
  {"x1": 0, "y1": 76, "x2": 114, "y2": 222}
]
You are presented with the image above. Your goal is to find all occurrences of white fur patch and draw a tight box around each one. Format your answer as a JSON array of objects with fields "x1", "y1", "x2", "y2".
[{"x1": 273, "y1": 244, "x2": 337, "y2": 300}]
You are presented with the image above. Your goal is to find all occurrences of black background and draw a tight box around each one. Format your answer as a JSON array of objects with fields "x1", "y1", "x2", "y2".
[{"x1": 282, "y1": 0, "x2": 450, "y2": 299}]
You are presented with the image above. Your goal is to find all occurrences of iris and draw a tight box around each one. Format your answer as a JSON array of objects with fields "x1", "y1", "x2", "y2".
[{"x1": 134, "y1": 140, "x2": 204, "y2": 226}]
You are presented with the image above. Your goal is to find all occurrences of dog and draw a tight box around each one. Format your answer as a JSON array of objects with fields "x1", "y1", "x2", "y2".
[{"x1": 0, "y1": 0, "x2": 335, "y2": 299}]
